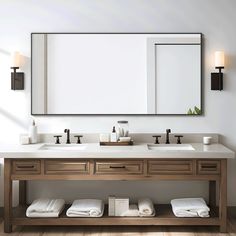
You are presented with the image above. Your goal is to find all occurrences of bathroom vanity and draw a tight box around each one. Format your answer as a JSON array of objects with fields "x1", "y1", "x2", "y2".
[{"x1": 1, "y1": 141, "x2": 234, "y2": 233}]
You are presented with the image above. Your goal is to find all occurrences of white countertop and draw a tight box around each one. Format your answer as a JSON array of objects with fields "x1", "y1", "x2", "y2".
[{"x1": 0, "y1": 143, "x2": 234, "y2": 159}]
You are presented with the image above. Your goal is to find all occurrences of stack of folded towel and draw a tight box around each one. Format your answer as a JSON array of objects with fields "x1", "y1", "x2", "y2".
[
  {"x1": 66, "y1": 199, "x2": 104, "y2": 217},
  {"x1": 138, "y1": 198, "x2": 155, "y2": 217},
  {"x1": 26, "y1": 198, "x2": 65, "y2": 218},
  {"x1": 171, "y1": 198, "x2": 210, "y2": 218}
]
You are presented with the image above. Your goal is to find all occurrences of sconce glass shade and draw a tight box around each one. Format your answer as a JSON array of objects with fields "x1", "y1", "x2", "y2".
[
  {"x1": 214, "y1": 51, "x2": 224, "y2": 68},
  {"x1": 11, "y1": 51, "x2": 21, "y2": 67},
  {"x1": 10, "y1": 51, "x2": 24, "y2": 90}
]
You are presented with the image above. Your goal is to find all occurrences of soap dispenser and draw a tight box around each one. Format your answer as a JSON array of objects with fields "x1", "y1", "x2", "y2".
[
  {"x1": 29, "y1": 120, "x2": 38, "y2": 144},
  {"x1": 110, "y1": 126, "x2": 117, "y2": 142}
]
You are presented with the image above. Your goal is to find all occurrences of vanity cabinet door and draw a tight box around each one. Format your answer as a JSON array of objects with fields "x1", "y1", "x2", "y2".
[
  {"x1": 45, "y1": 160, "x2": 90, "y2": 175},
  {"x1": 197, "y1": 160, "x2": 221, "y2": 175},
  {"x1": 148, "y1": 160, "x2": 193, "y2": 175},
  {"x1": 12, "y1": 160, "x2": 41, "y2": 175},
  {"x1": 95, "y1": 160, "x2": 144, "y2": 175}
]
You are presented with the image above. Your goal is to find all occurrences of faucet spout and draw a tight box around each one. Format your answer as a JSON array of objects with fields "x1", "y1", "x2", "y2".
[
  {"x1": 166, "y1": 129, "x2": 171, "y2": 144},
  {"x1": 64, "y1": 129, "x2": 71, "y2": 144}
]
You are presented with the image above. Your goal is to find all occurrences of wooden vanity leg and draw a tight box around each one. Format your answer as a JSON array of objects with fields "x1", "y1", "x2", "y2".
[
  {"x1": 219, "y1": 159, "x2": 227, "y2": 233},
  {"x1": 4, "y1": 159, "x2": 12, "y2": 233},
  {"x1": 209, "y1": 180, "x2": 216, "y2": 207},
  {"x1": 19, "y1": 180, "x2": 27, "y2": 206}
]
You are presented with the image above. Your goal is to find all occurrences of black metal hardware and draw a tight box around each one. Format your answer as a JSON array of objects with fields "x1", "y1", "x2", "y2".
[
  {"x1": 31, "y1": 33, "x2": 203, "y2": 116},
  {"x1": 109, "y1": 166, "x2": 126, "y2": 169},
  {"x1": 74, "y1": 135, "x2": 83, "y2": 144},
  {"x1": 211, "y1": 66, "x2": 224, "y2": 91},
  {"x1": 17, "y1": 165, "x2": 34, "y2": 169},
  {"x1": 11, "y1": 67, "x2": 24, "y2": 90},
  {"x1": 152, "y1": 135, "x2": 161, "y2": 144},
  {"x1": 165, "y1": 129, "x2": 171, "y2": 144},
  {"x1": 64, "y1": 129, "x2": 71, "y2": 144},
  {"x1": 201, "y1": 164, "x2": 217, "y2": 169},
  {"x1": 54, "y1": 135, "x2": 62, "y2": 144},
  {"x1": 174, "y1": 135, "x2": 183, "y2": 144}
]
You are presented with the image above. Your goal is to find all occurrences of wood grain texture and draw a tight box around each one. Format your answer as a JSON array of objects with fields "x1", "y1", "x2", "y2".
[
  {"x1": 4, "y1": 158, "x2": 228, "y2": 233},
  {"x1": 45, "y1": 160, "x2": 90, "y2": 175},
  {"x1": 12, "y1": 160, "x2": 41, "y2": 175},
  {"x1": 11, "y1": 205, "x2": 219, "y2": 226},
  {"x1": 148, "y1": 160, "x2": 193, "y2": 175},
  {"x1": 219, "y1": 159, "x2": 227, "y2": 232},
  {"x1": 4, "y1": 159, "x2": 12, "y2": 233},
  {"x1": 1, "y1": 209, "x2": 236, "y2": 236},
  {"x1": 95, "y1": 160, "x2": 144, "y2": 175},
  {"x1": 197, "y1": 160, "x2": 221, "y2": 175}
]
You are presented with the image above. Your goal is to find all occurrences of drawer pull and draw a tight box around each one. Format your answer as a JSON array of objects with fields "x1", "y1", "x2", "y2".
[
  {"x1": 109, "y1": 166, "x2": 126, "y2": 169},
  {"x1": 201, "y1": 164, "x2": 217, "y2": 169},
  {"x1": 17, "y1": 165, "x2": 35, "y2": 169}
]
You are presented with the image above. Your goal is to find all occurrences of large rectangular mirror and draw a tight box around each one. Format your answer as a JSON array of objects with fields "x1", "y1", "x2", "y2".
[{"x1": 31, "y1": 33, "x2": 202, "y2": 115}]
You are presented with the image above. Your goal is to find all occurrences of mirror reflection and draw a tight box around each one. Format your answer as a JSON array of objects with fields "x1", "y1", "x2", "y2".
[{"x1": 31, "y1": 33, "x2": 201, "y2": 115}]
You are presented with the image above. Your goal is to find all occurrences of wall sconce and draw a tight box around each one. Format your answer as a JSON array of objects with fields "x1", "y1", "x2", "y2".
[
  {"x1": 211, "y1": 51, "x2": 225, "y2": 91},
  {"x1": 10, "y1": 51, "x2": 24, "y2": 90}
]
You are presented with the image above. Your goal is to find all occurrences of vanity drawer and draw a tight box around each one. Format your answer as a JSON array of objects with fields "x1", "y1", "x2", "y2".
[
  {"x1": 148, "y1": 160, "x2": 193, "y2": 175},
  {"x1": 12, "y1": 160, "x2": 41, "y2": 175},
  {"x1": 95, "y1": 160, "x2": 143, "y2": 175},
  {"x1": 45, "y1": 160, "x2": 89, "y2": 175},
  {"x1": 197, "y1": 160, "x2": 221, "y2": 175}
]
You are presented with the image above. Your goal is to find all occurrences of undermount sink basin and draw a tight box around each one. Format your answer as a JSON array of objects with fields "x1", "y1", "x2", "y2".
[
  {"x1": 147, "y1": 144, "x2": 195, "y2": 151},
  {"x1": 40, "y1": 144, "x2": 87, "y2": 151}
]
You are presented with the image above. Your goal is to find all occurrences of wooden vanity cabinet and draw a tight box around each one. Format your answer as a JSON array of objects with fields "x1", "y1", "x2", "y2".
[
  {"x1": 147, "y1": 160, "x2": 193, "y2": 175},
  {"x1": 197, "y1": 160, "x2": 221, "y2": 175},
  {"x1": 12, "y1": 160, "x2": 41, "y2": 175},
  {"x1": 95, "y1": 160, "x2": 144, "y2": 175},
  {"x1": 4, "y1": 158, "x2": 227, "y2": 233},
  {"x1": 45, "y1": 160, "x2": 90, "y2": 175}
]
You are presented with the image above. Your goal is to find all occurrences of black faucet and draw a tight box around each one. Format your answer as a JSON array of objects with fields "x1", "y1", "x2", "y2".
[
  {"x1": 64, "y1": 129, "x2": 71, "y2": 144},
  {"x1": 165, "y1": 129, "x2": 171, "y2": 144}
]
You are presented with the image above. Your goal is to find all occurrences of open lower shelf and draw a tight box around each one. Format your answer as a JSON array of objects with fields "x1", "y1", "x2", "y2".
[{"x1": 12, "y1": 204, "x2": 220, "y2": 226}]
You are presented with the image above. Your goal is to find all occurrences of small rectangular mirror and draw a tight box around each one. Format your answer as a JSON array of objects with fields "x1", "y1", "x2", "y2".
[{"x1": 31, "y1": 33, "x2": 202, "y2": 115}]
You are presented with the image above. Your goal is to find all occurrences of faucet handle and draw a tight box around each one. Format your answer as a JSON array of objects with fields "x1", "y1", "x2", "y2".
[
  {"x1": 174, "y1": 135, "x2": 183, "y2": 144},
  {"x1": 54, "y1": 135, "x2": 62, "y2": 144},
  {"x1": 152, "y1": 135, "x2": 161, "y2": 144},
  {"x1": 74, "y1": 135, "x2": 83, "y2": 144}
]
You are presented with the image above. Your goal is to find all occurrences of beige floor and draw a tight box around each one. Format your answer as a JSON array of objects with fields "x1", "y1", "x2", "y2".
[{"x1": 0, "y1": 218, "x2": 236, "y2": 236}]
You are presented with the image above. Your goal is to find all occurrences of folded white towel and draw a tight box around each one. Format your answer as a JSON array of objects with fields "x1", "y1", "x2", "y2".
[
  {"x1": 171, "y1": 198, "x2": 210, "y2": 218},
  {"x1": 66, "y1": 199, "x2": 104, "y2": 217},
  {"x1": 121, "y1": 204, "x2": 139, "y2": 217},
  {"x1": 26, "y1": 198, "x2": 65, "y2": 218},
  {"x1": 138, "y1": 198, "x2": 155, "y2": 217}
]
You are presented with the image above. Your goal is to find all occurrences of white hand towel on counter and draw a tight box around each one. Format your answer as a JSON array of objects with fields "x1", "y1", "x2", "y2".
[
  {"x1": 138, "y1": 198, "x2": 155, "y2": 217},
  {"x1": 66, "y1": 199, "x2": 104, "y2": 217},
  {"x1": 121, "y1": 204, "x2": 139, "y2": 217},
  {"x1": 171, "y1": 198, "x2": 210, "y2": 218},
  {"x1": 26, "y1": 198, "x2": 65, "y2": 218}
]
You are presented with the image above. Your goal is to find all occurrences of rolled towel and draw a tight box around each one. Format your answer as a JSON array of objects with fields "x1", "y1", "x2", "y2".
[
  {"x1": 26, "y1": 198, "x2": 65, "y2": 218},
  {"x1": 121, "y1": 204, "x2": 139, "y2": 217},
  {"x1": 171, "y1": 198, "x2": 210, "y2": 218},
  {"x1": 138, "y1": 198, "x2": 155, "y2": 217},
  {"x1": 66, "y1": 199, "x2": 104, "y2": 217}
]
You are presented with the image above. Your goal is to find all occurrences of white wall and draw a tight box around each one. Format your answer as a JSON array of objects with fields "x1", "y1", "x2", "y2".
[{"x1": 0, "y1": 0, "x2": 236, "y2": 206}]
